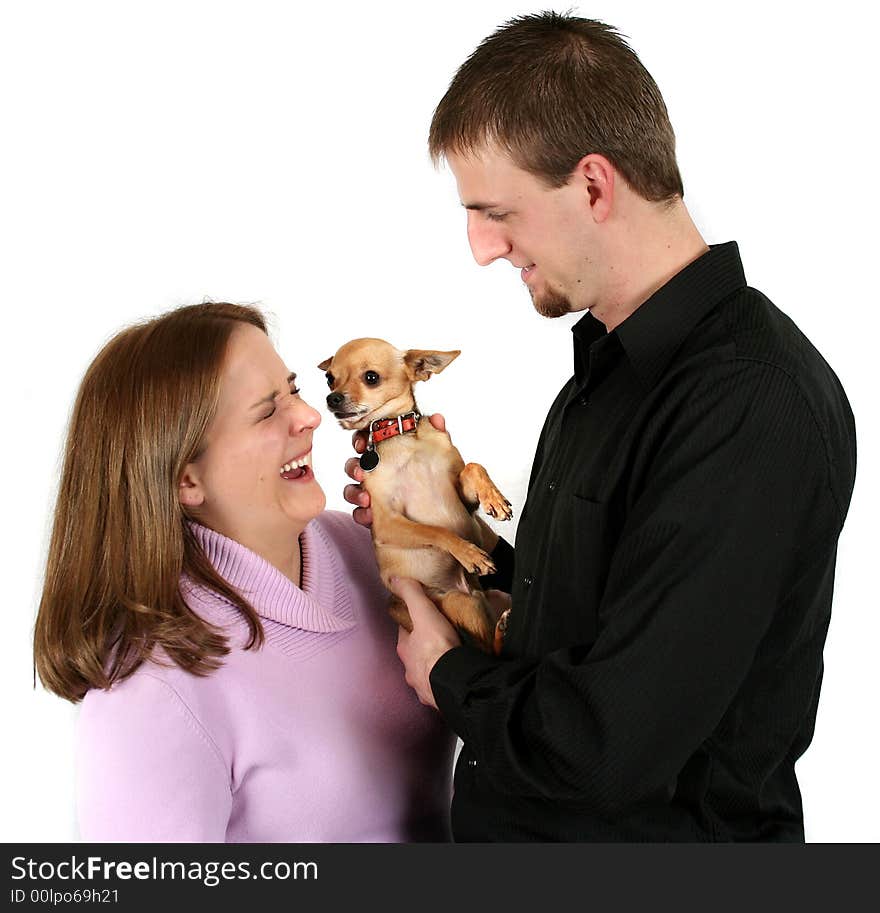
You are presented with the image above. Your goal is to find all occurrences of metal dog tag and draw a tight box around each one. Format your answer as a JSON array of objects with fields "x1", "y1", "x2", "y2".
[{"x1": 359, "y1": 447, "x2": 379, "y2": 472}]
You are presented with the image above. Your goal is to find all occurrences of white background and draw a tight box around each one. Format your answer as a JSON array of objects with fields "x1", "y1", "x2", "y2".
[{"x1": 1, "y1": 0, "x2": 877, "y2": 842}]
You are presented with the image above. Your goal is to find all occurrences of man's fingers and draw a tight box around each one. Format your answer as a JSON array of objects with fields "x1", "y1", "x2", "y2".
[
  {"x1": 484, "y1": 588, "x2": 512, "y2": 623},
  {"x1": 352, "y1": 505, "x2": 373, "y2": 528},
  {"x1": 343, "y1": 482, "x2": 369, "y2": 507},
  {"x1": 343, "y1": 456, "x2": 370, "y2": 526},
  {"x1": 389, "y1": 576, "x2": 436, "y2": 623},
  {"x1": 396, "y1": 627, "x2": 410, "y2": 662},
  {"x1": 428, "y1": 413, "x2": 453, "y2": 446},
  {"x1": 389, "y1": 575, "x2": 424, "y2": 602},
  {"x1": 344, "y1": 457, "x2": 365, "y2": 483},
  {"x1": 351, "y1": 430, "x2": 368, "y2": 454}
]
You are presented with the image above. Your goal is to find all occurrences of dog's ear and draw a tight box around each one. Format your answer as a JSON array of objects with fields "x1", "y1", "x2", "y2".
[
  {"x1": 404, "y1": 349, "x2": 460, "y2": 382},
  {"x1": 317, "y1": 357, "x2": 333, "y2": 372}
]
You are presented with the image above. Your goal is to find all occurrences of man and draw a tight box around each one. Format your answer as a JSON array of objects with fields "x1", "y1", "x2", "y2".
[{"x1": 345, "y1": 13, "x2": 856, "y2": 841}]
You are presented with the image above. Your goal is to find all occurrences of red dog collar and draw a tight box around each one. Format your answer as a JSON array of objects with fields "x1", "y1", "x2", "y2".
[{"x1": 369, "y1": 411, "x2": 422, "y2": 443}]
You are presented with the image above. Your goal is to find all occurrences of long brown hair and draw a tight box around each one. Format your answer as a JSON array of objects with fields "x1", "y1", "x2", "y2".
[
  {"x1": 34, "y1": 302, "x2": 268, "y2": 703},
  {"x1": 429, "y1": 11, "x2": 684, "y2": 202}
]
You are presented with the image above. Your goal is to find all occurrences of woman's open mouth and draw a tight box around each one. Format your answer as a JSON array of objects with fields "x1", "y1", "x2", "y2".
[{"x1": 279, "y1": 450, "x2": 312, "y2": 481}]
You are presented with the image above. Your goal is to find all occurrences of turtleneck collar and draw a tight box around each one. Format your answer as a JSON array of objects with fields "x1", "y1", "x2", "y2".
[{"x1": 183, "y1": 519, "x2": 356, "y2": 634}]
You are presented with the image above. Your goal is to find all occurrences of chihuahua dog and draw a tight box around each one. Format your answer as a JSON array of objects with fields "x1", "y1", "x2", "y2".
[{"x1": 317, "y1": 338, "x2": 512, "y2": 653}]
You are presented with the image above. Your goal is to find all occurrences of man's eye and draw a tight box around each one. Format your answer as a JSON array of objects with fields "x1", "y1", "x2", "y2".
[
  {"x1": 485, "y1": 211, "x2": 508, "y2": 222},
  {"x1": 262, "y1": 406, "x2": 276, "y2": 420},
  {"x1": 364, "y1": 371, "x2": 380, "y2": 385}
]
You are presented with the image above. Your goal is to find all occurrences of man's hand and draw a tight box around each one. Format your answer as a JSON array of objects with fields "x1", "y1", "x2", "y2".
[
  {"x1": 343, "y1": 413, "x2": 448, "y2": 528},
  {"x1": 391, "y1": 575, "x2": 460, "y2": 710},
  {"x1": 484, "y1": 588, "x2": 511, "y2": 624}
]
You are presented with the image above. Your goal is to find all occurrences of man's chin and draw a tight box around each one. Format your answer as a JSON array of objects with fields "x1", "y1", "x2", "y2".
[{"x1": 530, "y1": 286, "x2": 574, "y2": 319}]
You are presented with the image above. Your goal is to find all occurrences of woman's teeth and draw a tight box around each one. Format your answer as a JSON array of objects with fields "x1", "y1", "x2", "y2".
[{"x1": 279, "y1": 452, "x2": 312, "y2": 476}]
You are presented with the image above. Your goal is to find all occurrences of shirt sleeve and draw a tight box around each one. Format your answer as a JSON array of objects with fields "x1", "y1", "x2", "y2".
[
  {"x1": 430, "y1": 361, "x2": 838, "y2": 816},
  {"x1": 479, "y1": 536, "x2": 515, "y2": 593},
  {"x1": 76, "y1": 672, "x2": 232, "y2": 841}
]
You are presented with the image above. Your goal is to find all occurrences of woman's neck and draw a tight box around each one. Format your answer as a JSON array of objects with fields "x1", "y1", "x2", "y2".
[
  {"x1": 260, "y1": 533, "x2": 303, "y2": 588},
  {"x1": 204, "y1": 520, "x2": 305, "y2": 588}
]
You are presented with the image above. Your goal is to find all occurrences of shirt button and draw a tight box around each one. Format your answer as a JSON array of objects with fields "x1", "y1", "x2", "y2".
[
  {"x1": 523, "y1": 576, "x2": 533, "y2": 587},
  {"x1": 548, "y1": 480, "x2": 556, "y2": 490},
  {"x1": 579, "y1": 395, "x2": 589, "y2": 406},
  {"x1": 467, "y1": 759, "x2": 478, "y2": 768}
]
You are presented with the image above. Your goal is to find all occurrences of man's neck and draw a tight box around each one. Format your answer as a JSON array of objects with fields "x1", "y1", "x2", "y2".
[{"x1": 590, "y1": 202, "x2": 709, "y2": 333}]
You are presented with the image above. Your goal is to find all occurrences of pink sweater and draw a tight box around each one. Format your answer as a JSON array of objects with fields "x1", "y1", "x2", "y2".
[{"x1": 76, "y1": 512, "x2": 455, "y2": 842}]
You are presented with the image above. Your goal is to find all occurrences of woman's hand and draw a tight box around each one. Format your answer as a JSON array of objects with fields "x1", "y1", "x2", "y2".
[{"x1": 343, "y1": 413, "x2": 448, "y2": 527}]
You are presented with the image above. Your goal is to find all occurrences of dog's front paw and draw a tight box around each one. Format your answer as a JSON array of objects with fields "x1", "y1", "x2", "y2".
[
  {"x1": 452, "y1": 540, "x2": 497, "y2": 576},
  {"x1": 480, "y1": 488, "x2": 513, "y2": 521}
]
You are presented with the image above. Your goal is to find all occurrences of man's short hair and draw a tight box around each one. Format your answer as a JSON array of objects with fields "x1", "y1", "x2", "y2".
[{"x1": 429, "y1": 11, "x2": 684, "y2": 203}]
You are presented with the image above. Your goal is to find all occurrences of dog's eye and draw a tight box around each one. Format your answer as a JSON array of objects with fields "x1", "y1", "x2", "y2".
[
  {"x1": 325, "y1": 372, "x2": 335, "y2": 388},
  {"x1": 364, "y1": 371, "x2": 380, "y2": 386}
]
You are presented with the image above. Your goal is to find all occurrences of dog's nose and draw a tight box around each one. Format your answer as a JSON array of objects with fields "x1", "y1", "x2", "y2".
[{"x1": 326, "y1": 392, "x2": 345, "y2": 410}]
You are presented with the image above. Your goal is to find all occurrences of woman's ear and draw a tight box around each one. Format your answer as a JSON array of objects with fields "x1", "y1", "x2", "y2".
[{"x1": 178, "y1": 464, "x2": 205, "y2": 509}]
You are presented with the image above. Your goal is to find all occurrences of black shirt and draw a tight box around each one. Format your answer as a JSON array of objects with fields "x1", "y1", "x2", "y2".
[{"x1": 430, "y1": 242, "x2": 857, "y2": 841}]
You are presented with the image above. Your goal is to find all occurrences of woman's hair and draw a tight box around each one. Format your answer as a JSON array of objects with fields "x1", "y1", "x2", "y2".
[
  {"x1": 428, "y1": 11, "x2": 684, "y2": 202},
  {"x1": 34, "y1": 302, "x2": 268, "y2": 703}
]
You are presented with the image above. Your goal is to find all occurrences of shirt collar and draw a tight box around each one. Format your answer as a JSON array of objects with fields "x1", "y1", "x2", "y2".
[{"x1": 571, "y1": 241, "x2": 746, "y2": 391}]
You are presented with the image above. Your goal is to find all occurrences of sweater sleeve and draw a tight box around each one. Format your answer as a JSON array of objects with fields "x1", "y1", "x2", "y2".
[{"x1": 76, "y1": 672, "x2": 232, "y2": 841}]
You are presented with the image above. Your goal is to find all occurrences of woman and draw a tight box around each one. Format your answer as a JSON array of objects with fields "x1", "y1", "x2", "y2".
[{"x1": 33, "y1": 302, "x2": 455, "y2": 841}]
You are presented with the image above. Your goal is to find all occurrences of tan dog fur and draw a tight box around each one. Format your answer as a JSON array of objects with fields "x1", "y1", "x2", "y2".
[{"x1": 318, "y1": 338, "x2": 512, "y2": 653}]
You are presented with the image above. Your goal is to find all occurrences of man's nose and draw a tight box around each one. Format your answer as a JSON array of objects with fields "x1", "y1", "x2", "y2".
[
  {"x1": 467, "y1": 211, "x2": 512, "y2": 266},
  {"x1": 327, "y1": 391, "x2": 344, "y2": 410}
]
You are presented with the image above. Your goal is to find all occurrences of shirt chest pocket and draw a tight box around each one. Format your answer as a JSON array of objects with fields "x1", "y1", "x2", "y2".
[{"x1": 527, "y1": 491, "x2": 609, "y2": 652}]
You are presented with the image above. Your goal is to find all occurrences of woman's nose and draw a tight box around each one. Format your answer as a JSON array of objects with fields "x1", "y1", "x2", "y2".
[{"x1": 287, "y1": 396, "x2": 321, "y2": 431}]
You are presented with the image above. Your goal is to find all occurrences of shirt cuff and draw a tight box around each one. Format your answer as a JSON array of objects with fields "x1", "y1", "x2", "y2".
[{"x1": 429, "y1": 644, "x2": 501, "y2": 742}]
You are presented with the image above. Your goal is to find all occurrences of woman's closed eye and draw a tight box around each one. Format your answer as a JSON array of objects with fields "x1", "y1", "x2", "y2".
[{"x1": 262, "y1": 385, "x2": 301, "y2": 420}]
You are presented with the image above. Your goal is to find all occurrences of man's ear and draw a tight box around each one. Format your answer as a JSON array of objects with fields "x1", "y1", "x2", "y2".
[
  {"x1": 572, "y1": 153, "x2": 615, "y2": 223},
  {"x1": 317, "y1": 357, "x2": 333, "y2": 372},
  {"x1": 404, "y1": 349, "x2": 461, "y2": 382},
  {"x1": 178, "y1": 464, "x2": 206, "y2": 509}
]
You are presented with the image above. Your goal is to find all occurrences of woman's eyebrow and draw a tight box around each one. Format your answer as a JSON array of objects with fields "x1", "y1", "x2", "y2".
[
  {"x1": 249, "y1": 372, "x2": 297, "y2": 410},
  {"x1": 462, "y1": 200, "x2": 501, "y2": 211}
]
